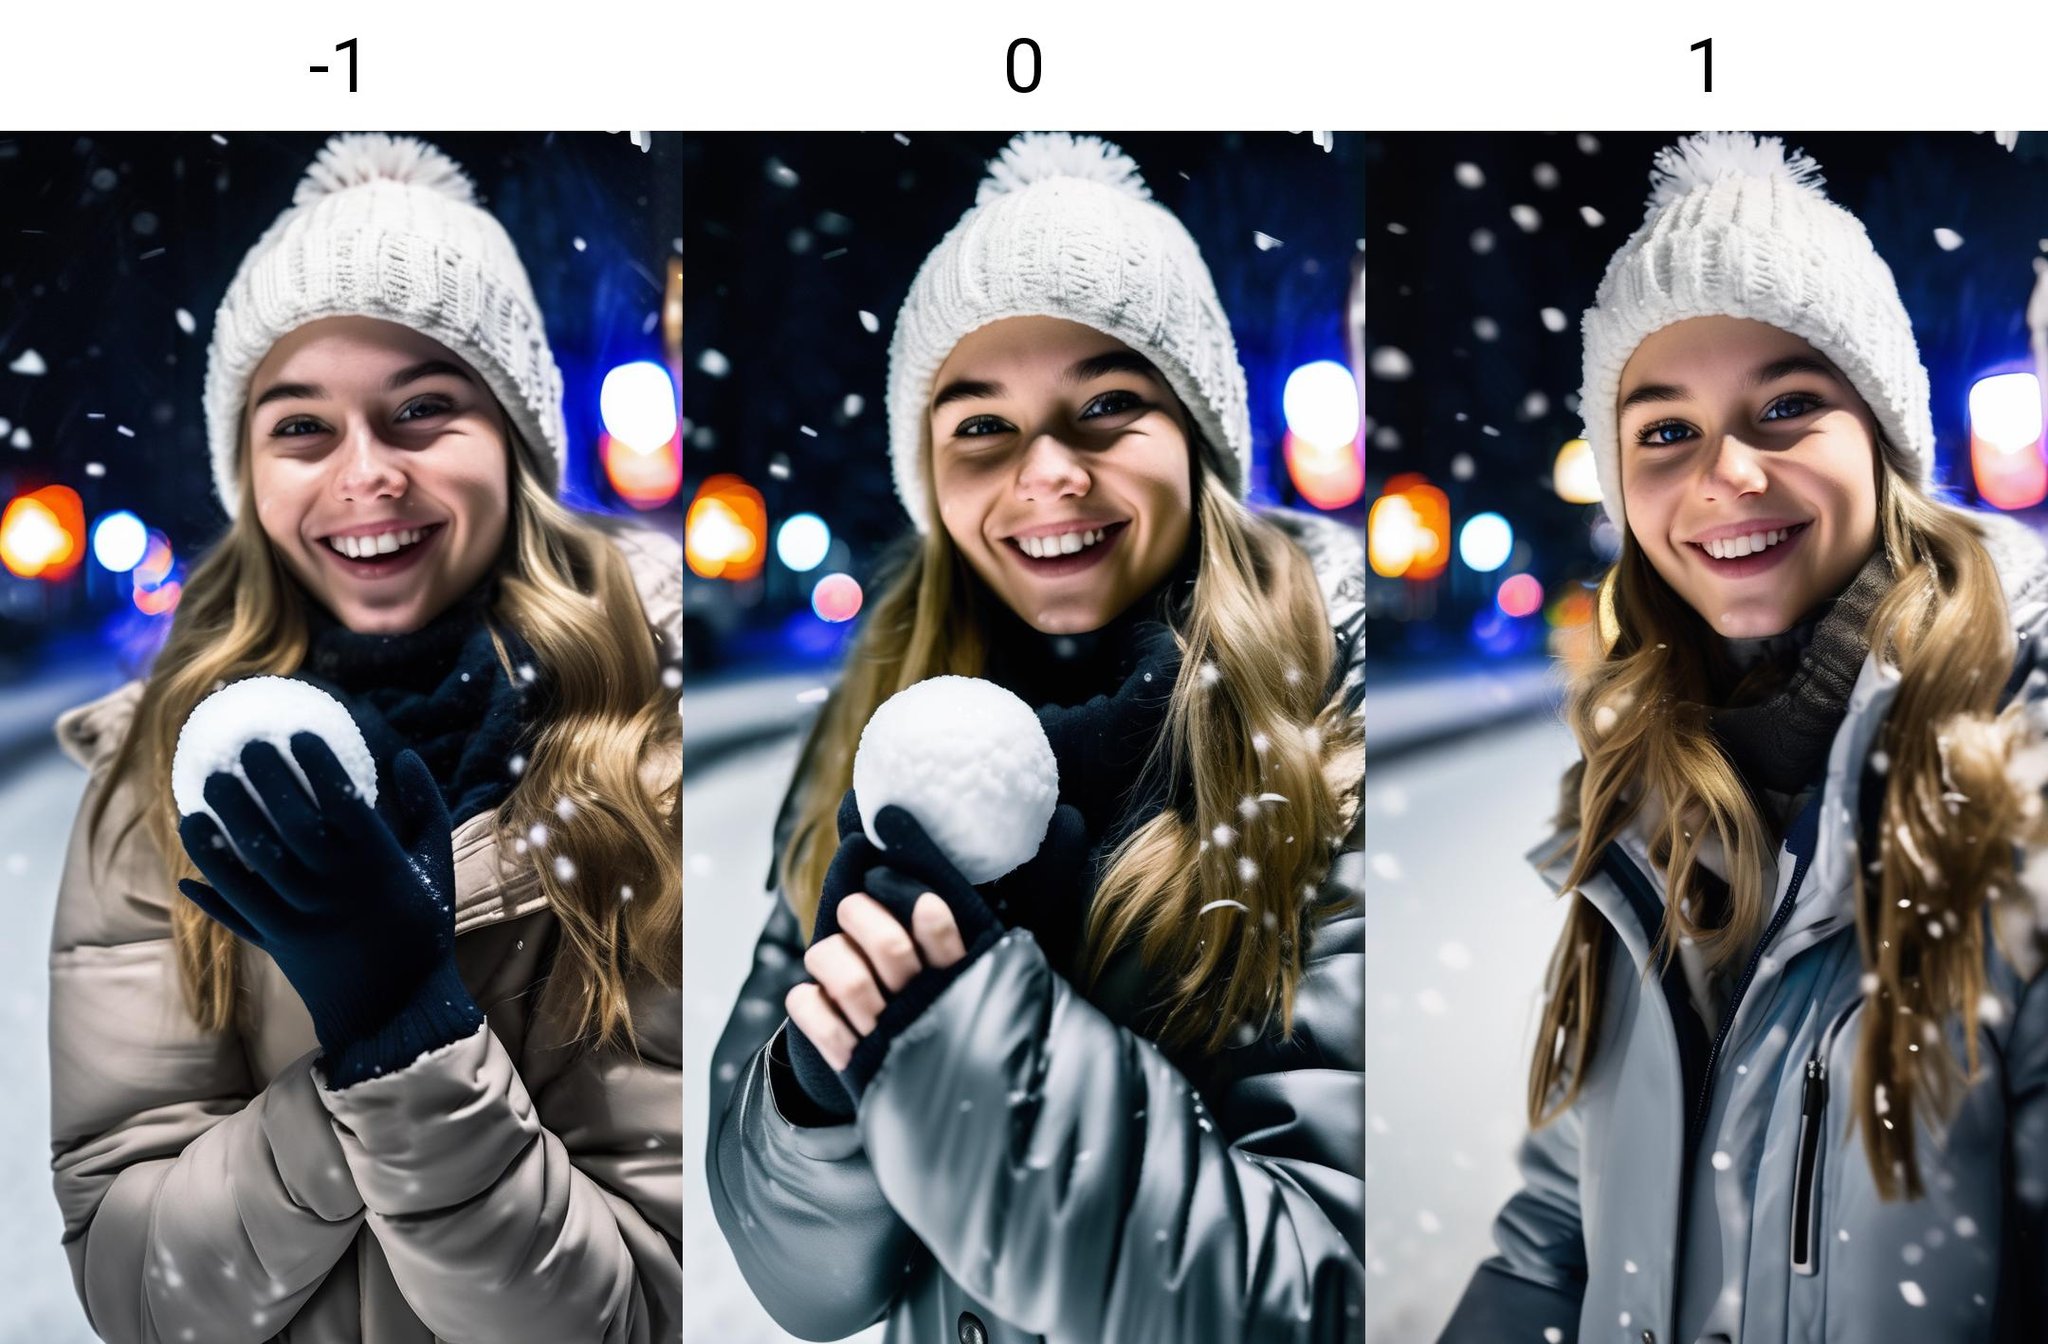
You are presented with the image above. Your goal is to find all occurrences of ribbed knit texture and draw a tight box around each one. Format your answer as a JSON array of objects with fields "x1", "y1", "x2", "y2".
[
  {"x1": 204, "y1": 133, "x2": 566, "y2": 520},
  {"x1": 1580, "y1": 133, "x2": 1934, "y2": 533},
  {"x1": 297, "y1": 577, "x2": 544, "y2": 827},
  {"x1": 1709, "y1": 548, "x2": 1891, "y2": 796},
  {"x1": 321, "y1": 959, "x2": 484, "y2": 1089},
  {"x1": 887, "y1": 133, "x2": 1251, "y2": 531}
]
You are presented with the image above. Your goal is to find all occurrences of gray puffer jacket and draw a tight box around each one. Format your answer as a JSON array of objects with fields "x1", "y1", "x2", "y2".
[
  {"x1": 1443, "y1": 513, "x2": 2048, "y2": 1344},
  {"x1": 706, "y1": 511, "x2": 1365, "y2": 1344}
]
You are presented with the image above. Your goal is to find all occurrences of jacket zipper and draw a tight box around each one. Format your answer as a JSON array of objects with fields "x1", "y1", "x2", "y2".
[
  {"x1": 1791, "y1": 999, "x2": 1861, "y2": 1276},
  {"x1": 1687, "y1": 844, "x2": 1813, "y2": 1157}
]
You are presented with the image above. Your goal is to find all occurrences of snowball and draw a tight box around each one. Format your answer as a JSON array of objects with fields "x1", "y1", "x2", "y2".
[
  {"x1": 172, "y1": 678, "x2": 376, "y2": 861},
  {"x1": 852, "y1": 676, "x2": 1058, "y2": 883}
]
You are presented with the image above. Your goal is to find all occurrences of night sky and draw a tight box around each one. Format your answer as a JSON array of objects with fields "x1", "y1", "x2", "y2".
[{"x1": 1365, "y1": 131, "x2": 2048, "y2": 662}]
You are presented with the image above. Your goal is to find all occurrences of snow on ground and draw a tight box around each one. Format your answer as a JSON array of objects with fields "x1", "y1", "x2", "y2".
[
  {"x1": 0, "y1": 744, "x2": 106, "y2": 1344},
  {"x1": 1365, "y1": 711, "x2": 1580, "y2": 1344},
  {"x1": 683, "y1": 730, "x2": 885, "y2": 1344}
]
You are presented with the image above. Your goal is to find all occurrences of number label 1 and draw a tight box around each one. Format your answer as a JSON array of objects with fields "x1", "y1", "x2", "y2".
[{"x1": 1690, "y1": 37, "x2": 1712, "y2": 93}]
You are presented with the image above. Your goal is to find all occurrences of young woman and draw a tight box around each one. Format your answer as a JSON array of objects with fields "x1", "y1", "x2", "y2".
[
  {"x1": 46, "y1": 134, "x2": 683, "y2": 1343},
  {"x1": 1442, "y1": 133, "x2": 2048, "y2": 1343},
  {"x1": 706, "y1": 133, "x2": 1367, "y2": 1343}
]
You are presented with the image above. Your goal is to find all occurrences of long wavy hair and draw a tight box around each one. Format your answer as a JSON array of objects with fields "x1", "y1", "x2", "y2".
[
  {"x1": 780, "y1": 446, "x2": 1363, "y2": 1056},
  {"x1": 1533, "y1": 444, "x2": 2048, "y2": 1198},
  {"x1": 90, "y1": 427, "x2": 681, "y2": 1056}
]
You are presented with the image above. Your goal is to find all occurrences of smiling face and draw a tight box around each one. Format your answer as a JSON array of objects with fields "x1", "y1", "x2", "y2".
[
  {"x1": 927, "y1": 316, "x2": 1195, "y2": 635},
  {"x1": 1617, "y1": 316, "x2": 1882, "y2": 640},
  {"x1": 245, "y1": 315, "x2": 511, "y2": 635}
]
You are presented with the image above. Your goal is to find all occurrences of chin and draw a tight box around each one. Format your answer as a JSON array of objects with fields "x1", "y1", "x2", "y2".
[{"x1": 1708, "y1": 607, "x2": 1799, "y2": 639}]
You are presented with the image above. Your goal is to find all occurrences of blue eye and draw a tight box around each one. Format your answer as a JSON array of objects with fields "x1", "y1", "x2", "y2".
[
  {"x1": 396, "y1": 395, "x2": 454, "y2": 423},
  {"x1": 271, "y1": 416, "x2": 325, "y2": 439},
  {"x1": 954, "y1": 415, "x2": 1010, "y2": 438},
  {"x1": 1636, "y1": 420, "x2": 1694, "y2": 447},
  {"x1": 1081, "y1": 389, "x2": 1145, "y2": 419},
  {"x1": 1762, "y1": 393, "x2": 1822, "y2": 421}
]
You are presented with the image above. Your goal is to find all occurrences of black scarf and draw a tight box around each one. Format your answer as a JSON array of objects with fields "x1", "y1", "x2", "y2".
[
  {"x1": 295, "y1": 577, "x2": 545, "y2": 826},
  {"x1": 1708, "y1": 548, "x2": 1892, "y2": 796}
]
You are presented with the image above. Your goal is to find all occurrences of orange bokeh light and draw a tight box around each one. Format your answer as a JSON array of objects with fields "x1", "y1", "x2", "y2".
[
  {"x1": 1, "y1": 485, "x2": 86, "y2": 580},
  {"x1": 685, "y1": 474, "x2": 767, "y2": 581},
  {"x1": 602, "y1": 432, "x2": 683, "y2": 510},
  {"x1": 1384, "y1": 473, "x2": 1450, "y2": 582}
]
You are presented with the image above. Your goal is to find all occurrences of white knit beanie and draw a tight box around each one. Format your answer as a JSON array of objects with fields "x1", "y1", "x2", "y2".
[
  {"x1": 1580, "y1": 132, "x2": 1934, "y2": 534},
  {"x1": 204, "y1": 133, "x2": 566, "y2": 521},
  {"x1": 886, "y1": 132, "x2": 1252, "y2": 532}
]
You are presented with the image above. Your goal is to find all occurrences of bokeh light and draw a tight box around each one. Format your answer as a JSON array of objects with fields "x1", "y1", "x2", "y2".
[
  {"x1": 775, "y1": 512, "x2": 832, "y2": 572},
  {"x1": 92, "y1": 510, "x2": 148, "y2": 573},
  {"x1": 1, "y1": 485, "x2": 85, "y2": 580},
  {"x1": 685, "y1": 474, "x2": 768, "y2": 581},
  {"x1": 1283, "y1": 360, "x2": 1363, "y2": 449},
  {"x1": 599, "y1": 361, "x2": 681, "y2": 454},
  {"x1": 1497, "y1": 572, "x2": 1544, "y2": 618},
  {"x1": 1553, "y1": 438, "x2": 1602, "y2": 505},
  {"x1": 810, "y1": 572, "x2": 863, "y2": 623},
  {"x1": 1458, "y1": 512, "x2": 1513, "y2": 573},
  {"x1": 1970, "y1": 371, "x2": 2047, "y2": 510}
]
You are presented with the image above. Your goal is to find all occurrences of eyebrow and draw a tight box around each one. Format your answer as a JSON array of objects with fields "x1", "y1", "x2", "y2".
[
  {"x1": 1618, "y1": 354, "x2": 1842, "y2": 413},
  {"x1": 249, "y1": 359, "x2": 475, "y2": 412},
  {"x1": 929, "y1": 350, "x2": 1165, "y2": 414}
]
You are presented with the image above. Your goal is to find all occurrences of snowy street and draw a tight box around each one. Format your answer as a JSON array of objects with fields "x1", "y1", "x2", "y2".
[
  {"x1": 681, "y1": 676, "x2": 885, "y2": 1344},
  {"x1": 0, "y1": 739, "x2": 108, "y2": 1344},
  {"x1": 1364, "y1": 709, "x2": 1579, "y2": 1343}
]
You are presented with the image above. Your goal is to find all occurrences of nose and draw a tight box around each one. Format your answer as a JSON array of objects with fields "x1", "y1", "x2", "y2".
[
  {"x1": 332, "y1": 417, "x2": 409, "y2": 501},
  {"x1": 1014, "y1": 431, "x2": 1090, "y2": 503},
  {"x1": 1698, "y1": 430, "x2": 1768, "y2": 501}
]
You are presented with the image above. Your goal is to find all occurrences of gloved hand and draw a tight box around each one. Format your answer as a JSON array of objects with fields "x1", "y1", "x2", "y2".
[
  {"x1": 1034, "y1": 620, "x2": 1181, "y2": 837},
  {"x1": 177, "y1": 733, "x2": 483, "y2": 1089},
  {"x1": 840, "y1": 800, "x2": 1089, "y2": 1093}
]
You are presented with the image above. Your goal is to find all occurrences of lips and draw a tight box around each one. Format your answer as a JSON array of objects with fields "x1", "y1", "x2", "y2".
[
  {"x1": 1003, "y1": 520, "x2": 1128, "y2": 577},
  {"x1": 1688, "y1": 521, "x2": 1809, "y2": 577},
  {"x1": 318, "y1": 523, "x2": 444, "y2": 578}
]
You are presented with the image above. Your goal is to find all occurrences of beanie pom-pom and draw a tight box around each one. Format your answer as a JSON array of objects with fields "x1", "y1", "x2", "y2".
[
  {"x1": 1646, "y1": 132, "x2": 1824, "y2": 211},
  {"x1": 976, "y1": 132, "x2": 1151, "y2": 206},
  {"x1": 294, "y1": 133, "x2": 478, "y2": 207}
]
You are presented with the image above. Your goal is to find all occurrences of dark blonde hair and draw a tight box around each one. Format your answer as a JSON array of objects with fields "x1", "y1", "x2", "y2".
[
  {"x1": 91, "y1": 426, "x2": 680, "y2": 1055},
  {"x1": 1534, "y1": 445, "x2": 2046, "y2": 1198}
]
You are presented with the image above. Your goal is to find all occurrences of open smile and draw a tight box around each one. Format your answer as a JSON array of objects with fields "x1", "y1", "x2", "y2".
[
  {"x1": 1002, "y1": 520, "x2": 1128, "y2": 577},
  {"x1": 317, "y1": 522, "x2": 445, "y2": 579},
  {"x1": 1686, "y1": 521, "x2": 1810, "y2": 577}
]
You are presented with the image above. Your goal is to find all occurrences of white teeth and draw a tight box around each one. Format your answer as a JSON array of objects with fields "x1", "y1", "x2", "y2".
[
  {"x1": 1019, "y1": 526, "x2": 1108, "y2": 559},
  {"x1": 1705, "y1": 526, "x2": 1794, "y2": 560},
  {"x1": 328, "y1": 526, "x2": 426, "y2": 559}
]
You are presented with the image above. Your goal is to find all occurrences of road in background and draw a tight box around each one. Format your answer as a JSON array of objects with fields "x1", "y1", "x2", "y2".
[{"x1": 1365, "y1": 711, "x2": 1579, "y2": 1343}]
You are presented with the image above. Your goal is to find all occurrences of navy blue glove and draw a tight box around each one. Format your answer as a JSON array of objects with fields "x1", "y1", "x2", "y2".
[{"x1": 177, "y1": 733, "x2": 483, "y2": 1088}]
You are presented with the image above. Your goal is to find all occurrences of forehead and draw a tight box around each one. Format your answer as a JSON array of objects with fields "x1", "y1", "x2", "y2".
[
  {"x1": 252, "y1": 315, "x2": 465, "y2": 386},
  {"x1": 934, "y1": 315, "x2": 1137, "y2": 382},
  {"x1": 1621, "y1": 315, "x2": 1830, "y2": 391}
]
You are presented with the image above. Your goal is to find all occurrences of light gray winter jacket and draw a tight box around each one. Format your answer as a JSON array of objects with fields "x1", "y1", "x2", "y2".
[
  {"x1": 706, "y1": 510, "x2": 1366, "y2": 1344},
  {"x1": 47, "y1": 523, "x2": 684, "y2": 1344},
  {"x1": 1442, "y1": 514, "x2": 2048, "y2": 1344}
]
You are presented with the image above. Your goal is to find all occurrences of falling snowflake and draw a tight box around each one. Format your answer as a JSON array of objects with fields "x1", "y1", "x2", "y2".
[
  {"x1": 1450, "y1": 453, "x2": 1475, "y2": 480},
  {"x1": 1510, "y1": 204, "x2": 1541, "y2": 233},
  {"x1": 1253, "y1": 231, "x2": 1284, "y2": 251},
  {"x1": 8, "y1": 349, "x2": 47, "y2": 376},
  {"x1": 1933, "y1": 228, "x2": 1963, "y2": 252},
  {"x1": 697, "y1": 349, "x2": 731, "y2": 378},
  {"x1": 1453, "y1": 163, "x2": 1484, "y2": 189},
  {"x1": 1438, "y1": 941, "x2": 1472, "y2": 970},
  {"x1": 554, "y1": 855, "x2": 577, "y2": 882},
  {"x1": 1470, "y1": 228, "x2": 1495, "y2": 255},
  {"x1": 1473, "y1": 316, "x2": 1500, "y2": 342},
  {"x1": 1540, "y1": 308, "x2": 1569, "y2": 333},
  {"x1": 858, "y1": 310, "x2": 880, "y2": 334},
  {"x1": 175, "y1": 308, "x2": 196, "y2": 335},
  {"x1": 1900, "y1": 1281, "x2": 1926, "y2": 1307},
  {"x1": 1369, "y1": 347, "x2": 1413, "y2": 380},
  {"x1": 1580, "y1": 205, "x2": 1605, "y2": 227}
]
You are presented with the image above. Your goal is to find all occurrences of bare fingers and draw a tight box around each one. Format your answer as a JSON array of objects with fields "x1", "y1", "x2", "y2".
[
  {"x1": 835, "y1": 893, "x2": 923, "y2": 992},
  {"x1": 784, "y1": 983, "x2": 857, "y2": 1071},
  {"x1": 911, "y1": 892, "x2": 966, "y2": 969},
  {"x1": 803, "y1": 935, "x2": 888, "y2": 1035}
]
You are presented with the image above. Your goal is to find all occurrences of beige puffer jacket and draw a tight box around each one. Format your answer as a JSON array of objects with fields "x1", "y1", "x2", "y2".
[{"x1": 47, "y1": 523, "x2": 683, "y2": 1344}]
